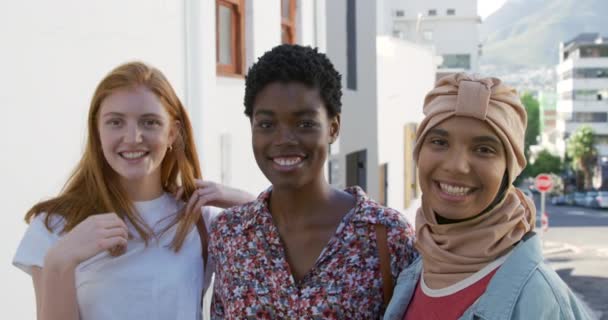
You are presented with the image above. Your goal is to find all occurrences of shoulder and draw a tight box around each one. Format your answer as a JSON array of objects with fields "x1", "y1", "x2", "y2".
[
  {"x1": 347, "y1": 186, "x2": 412, "y2": 229},
  {"x1": 28, "y1": 212, "x2": 66, "y2": 235},
  {"x1": 211, "y1": 201, "x2": 256, "y2": 231},
  {"x1": 512, "y1": 264, "x2": 591, "y2": 319}
]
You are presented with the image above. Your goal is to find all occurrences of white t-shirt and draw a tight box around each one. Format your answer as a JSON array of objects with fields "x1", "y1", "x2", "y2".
[{"x1": 13, "y1": 193, "x2": 220, "y2": 320}]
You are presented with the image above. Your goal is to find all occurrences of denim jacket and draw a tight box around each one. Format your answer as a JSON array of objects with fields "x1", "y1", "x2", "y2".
[{"x1": 384, "y1": 233, "x2": 592, "y2": 320}]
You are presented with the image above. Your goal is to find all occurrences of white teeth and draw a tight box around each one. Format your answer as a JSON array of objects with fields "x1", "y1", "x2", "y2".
[
  {"x1": 121, "y1": 151, "x2": 146, "y2": 159},
  {"x1": 439, "y1": 183, "x2": 471, "y2": 196},
  {"x1": 273, "y1": 157, "x2": 302, "y2": 166}
]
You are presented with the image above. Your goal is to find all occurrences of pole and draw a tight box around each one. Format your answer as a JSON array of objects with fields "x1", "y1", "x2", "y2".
[{"x1": 539, "y1": 192, "x2": 545, "y2": 240}]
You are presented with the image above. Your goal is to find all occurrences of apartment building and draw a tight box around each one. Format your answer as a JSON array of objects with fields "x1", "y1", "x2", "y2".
[
  {"x1": 556, "y1": 33, "x2": 608, "y2": 158},
  {"x1": 377, "y1": 0, "x2": 480, "y2": 79}
]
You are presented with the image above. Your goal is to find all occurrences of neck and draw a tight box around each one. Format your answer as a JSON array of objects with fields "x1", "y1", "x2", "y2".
[
  {"x1": 120, "y1": 174, "x2": 164, "y2": 202},
  {"x1": 269, "y1": 178, "x2": 335, "y2": 227}
]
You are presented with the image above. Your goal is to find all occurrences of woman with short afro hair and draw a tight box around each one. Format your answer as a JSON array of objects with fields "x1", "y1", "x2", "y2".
[{"x1": 209, "y1": 44, "x2": 418, "y2": 319}]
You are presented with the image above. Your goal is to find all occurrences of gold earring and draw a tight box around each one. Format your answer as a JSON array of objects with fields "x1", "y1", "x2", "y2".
[{"x1": 168, "y1": 145, "x2": 173, "y2": 152}]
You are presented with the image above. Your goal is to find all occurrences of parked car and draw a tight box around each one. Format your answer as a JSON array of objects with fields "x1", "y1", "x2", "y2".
[
  {"x1": 573, "y1": 192, "x2": 587, "y2": 206},
  {"x1": 589, "y1": 191, "x2": 608, "y2": 209},
  {"x1": 584, "y1": 191, "x2": 598, "y2": 207},
  {"x1": 564, "y1": 193, "x2": 575, "y2": 206},
  {"x1": 551, "y1": 195, "x2": 566, "y2": 205}
]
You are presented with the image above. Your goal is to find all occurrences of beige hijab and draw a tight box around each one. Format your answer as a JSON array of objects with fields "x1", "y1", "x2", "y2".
[{"x1": 414, "y1": 73, "x2": 536, "y2": 289}]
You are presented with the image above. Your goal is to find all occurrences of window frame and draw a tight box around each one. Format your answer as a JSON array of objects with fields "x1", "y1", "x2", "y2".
[
  {"x1": 281, "y1": 0, "x2": 297, "y2": 44},
  {"x1": 216, "y1": 0, "x2": 245, "y2": 76}
]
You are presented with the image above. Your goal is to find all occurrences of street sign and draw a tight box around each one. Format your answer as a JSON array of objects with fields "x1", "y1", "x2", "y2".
[
  {"x1": 541, "y1": 212, "x2": 549, "y2": 232},
  {"x1": 535, "y1": 174, "x2": 553, "y2": 193}
]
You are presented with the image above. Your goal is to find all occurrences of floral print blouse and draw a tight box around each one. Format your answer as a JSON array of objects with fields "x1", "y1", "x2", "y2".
[{"x1": 209, "y1": 186, "x2": 417, "y2": 320}]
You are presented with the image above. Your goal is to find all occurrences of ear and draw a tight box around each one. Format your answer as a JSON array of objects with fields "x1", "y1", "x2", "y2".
[
  {"x1": 329, "y1": 114, "x2": 340, "y2": 144},
  {"x1": 169, "y1": 120, "x2": 181, "y2": 146}
]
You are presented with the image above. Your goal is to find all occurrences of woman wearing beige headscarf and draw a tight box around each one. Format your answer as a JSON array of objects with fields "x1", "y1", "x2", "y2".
[{"x1": 384, "y1": 73, "x2": 591, "y2": 320}]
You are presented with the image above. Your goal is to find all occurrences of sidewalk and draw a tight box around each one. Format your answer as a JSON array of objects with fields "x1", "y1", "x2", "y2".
[{"x1": 543, "y1": 241, "x2": 604, "y2": 320}]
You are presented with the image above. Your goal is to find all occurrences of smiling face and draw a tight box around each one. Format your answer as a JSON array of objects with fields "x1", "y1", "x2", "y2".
[
  {"x1": 97, "y1": 86, "x2": 177, "y2": 188},
  {"x1": 418, "y1": 116, "x2": 507, "y2": 220},
  {"x1": 251, "y1": 82, "x2": 339, "y2": 190}
]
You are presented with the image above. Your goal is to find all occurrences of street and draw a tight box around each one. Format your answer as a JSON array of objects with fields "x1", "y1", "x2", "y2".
[{"x1": 539, "y1": 199, "x2": 608, "y2": 320}]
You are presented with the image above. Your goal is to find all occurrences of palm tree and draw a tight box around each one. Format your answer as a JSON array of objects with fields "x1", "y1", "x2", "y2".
[{"x1": 567, "y1": 126, "x2": 597, "y2": 190}]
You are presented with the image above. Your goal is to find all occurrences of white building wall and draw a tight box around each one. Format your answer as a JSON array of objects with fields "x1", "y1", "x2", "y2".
[
  {"x1": 376, "y1": 37, "x2": 436, "y2": 222},
  {"x1": 326, "y1": 0, "x2": 380, "y2": 200},
  {"x1": 384, "y1": 0, "x2": 480, "y2": 73},
  {"x1": 1, "y1": 1, "x2": 187, "y2": 318}
]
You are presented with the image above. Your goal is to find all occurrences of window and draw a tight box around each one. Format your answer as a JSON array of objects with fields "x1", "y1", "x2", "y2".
[
  {"x1": 580, "y1": 45, "x2": 608, "y2": 58},
  {"x1": 572, "y1": 68, "x2": 608, "y2": 79},
  {"x1": 216, "y1": 0, "x2": 245, "y2": 75},
  {"x1": 572, "y1": 89, "x2": 608, "y2": 101},
  {"x1": 422, "y1": 30, "x2": 433, "y2": 41},
  {"x1": 447, "y1": 9, "x2": 455, "y2": 15},
  {"x1": 439, "y1": 54, "x2": 471, "y2": 69},
  {"x1": 571, "y1": 112, "x2": 608, "y2": 123},
  {"x1": 346, "y1": 0, "x2": 357, "y2": 90},
  {"x1": 281, "y1": 0, "x2": 296, "y2": 44},
  {"x1": 428, "y1": 9, "x2": 437, "y2": 16}
]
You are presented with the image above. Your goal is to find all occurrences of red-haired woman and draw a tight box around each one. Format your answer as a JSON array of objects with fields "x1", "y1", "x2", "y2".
[{"x1": 12, "y1": 62, "x2": 254, "y2": 320}]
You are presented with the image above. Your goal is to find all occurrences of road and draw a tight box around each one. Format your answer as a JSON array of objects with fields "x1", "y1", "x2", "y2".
[{"x1": 539, "y1": 199, "x2": 608, "y2": 320}]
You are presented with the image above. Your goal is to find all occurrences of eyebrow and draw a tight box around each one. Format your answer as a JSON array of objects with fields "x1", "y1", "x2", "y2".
[
  {"x1": 253, "y1": 109, "x2": 274, "y2": 117},
  {"x1": 101, "y1": 112, "x2": 162, "y2": 118},
  {"x1": 253, "y1": 108, "x2": 319, "y2": 117},
  {"x1": 427, "y1": 128, "x2": 448, "y2": 137},
  {"x1": 294, "y1": 109, "x2": 319, "y2": 117},
  {"x1": 472, "y1": 135, "x2": 502, "y2": 145},
  {"x1": 428, "y1": 128, "x2": 502, "y2": 145}
]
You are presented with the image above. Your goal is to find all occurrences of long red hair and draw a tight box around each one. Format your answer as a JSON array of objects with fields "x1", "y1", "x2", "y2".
[{"x1": 26, "y1": 61, "x2": 202, "y2": 251}]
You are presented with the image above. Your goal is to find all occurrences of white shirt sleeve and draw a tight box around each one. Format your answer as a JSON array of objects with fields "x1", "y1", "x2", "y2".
[
  {"x1": 12, "y1": 213, "x2": 65, "y2": 275},
  {"x1": 200, "y1": 206, "x2": 223, "y2": 294}
]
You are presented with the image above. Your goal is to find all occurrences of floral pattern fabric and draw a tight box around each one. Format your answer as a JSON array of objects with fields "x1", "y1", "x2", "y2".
[{"x1": 209, "y1": 186, "x2": 417, "y2": 319}]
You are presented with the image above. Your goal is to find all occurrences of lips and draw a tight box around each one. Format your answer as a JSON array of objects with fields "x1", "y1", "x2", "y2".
[
  {"x1": 118, "y1": 151, "x2": 149, "y2": 160},
  {"x1": 269, "y1": 154, "x2": 306, "y2": 172},
  {"x1": 434, "y1": 180, "x2": 476, "y2": 200}
]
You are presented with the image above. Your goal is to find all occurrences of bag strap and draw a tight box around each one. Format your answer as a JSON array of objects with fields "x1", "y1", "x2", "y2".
[
  {"x1": 375, "y1": 224, "x2": 393, "y2": 307},
  {"x1": 195, "y1": 217, "x2": 209, "y2": 270}
]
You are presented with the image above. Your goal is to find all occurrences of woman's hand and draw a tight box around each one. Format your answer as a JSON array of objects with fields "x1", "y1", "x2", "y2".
[
  {"x1": 183, "y1": 180, "x2": 255, "y2": 214},
  {"x1": 45, "y1": 213, "x2": 129, "y2": 269}
]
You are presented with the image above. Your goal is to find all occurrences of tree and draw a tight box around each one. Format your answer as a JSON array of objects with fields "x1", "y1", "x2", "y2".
[
  {"x1": 521, "y1": 93, "x2": 540, "y2": 158},
  {"x1": 528, "y1": 149, "x2": 563, "y2": 177},
  {"x1": 567, "y1": 126, "x2": 597, "y2": 190}
]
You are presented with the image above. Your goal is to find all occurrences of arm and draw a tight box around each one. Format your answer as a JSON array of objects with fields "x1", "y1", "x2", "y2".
[
  {"x1": 31, "y1": 213, "x2": 129, "y2": 320},
  {"x1": 191, "y1": 180, "x2": 256, "y2": 209},
  {"x1": 31, "y1": 262, "x2": 78, "y2": 320}
]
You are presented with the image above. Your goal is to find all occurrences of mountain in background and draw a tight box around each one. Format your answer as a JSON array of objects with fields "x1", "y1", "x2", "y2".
[{"x1": 480, "y1": 0, "x2": 608, "y2": 68}]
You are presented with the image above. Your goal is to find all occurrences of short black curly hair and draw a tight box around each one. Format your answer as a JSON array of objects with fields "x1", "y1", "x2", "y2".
[{"x1": 244, "y1": 44, "x2": 342, "y2": 118}]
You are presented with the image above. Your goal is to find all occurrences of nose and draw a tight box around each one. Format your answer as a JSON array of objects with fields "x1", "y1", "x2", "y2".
[
  {"x1": 443, "y1": 148, "x2": 470, "y2": 174},
  {"x1": 123, "y1": 122, "x2": 143, "y2": 144},
  {"x1": 274, "y1": 125, "x2": 297, "y2": 146}
]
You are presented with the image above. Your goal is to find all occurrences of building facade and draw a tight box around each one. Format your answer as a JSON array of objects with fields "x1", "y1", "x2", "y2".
[
  {"x1": 377, "y1": 0, "x2": 480, "y2": 79},
  {"x1": 556, "y1": 33, "x2": 608, "y2": 158}
]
